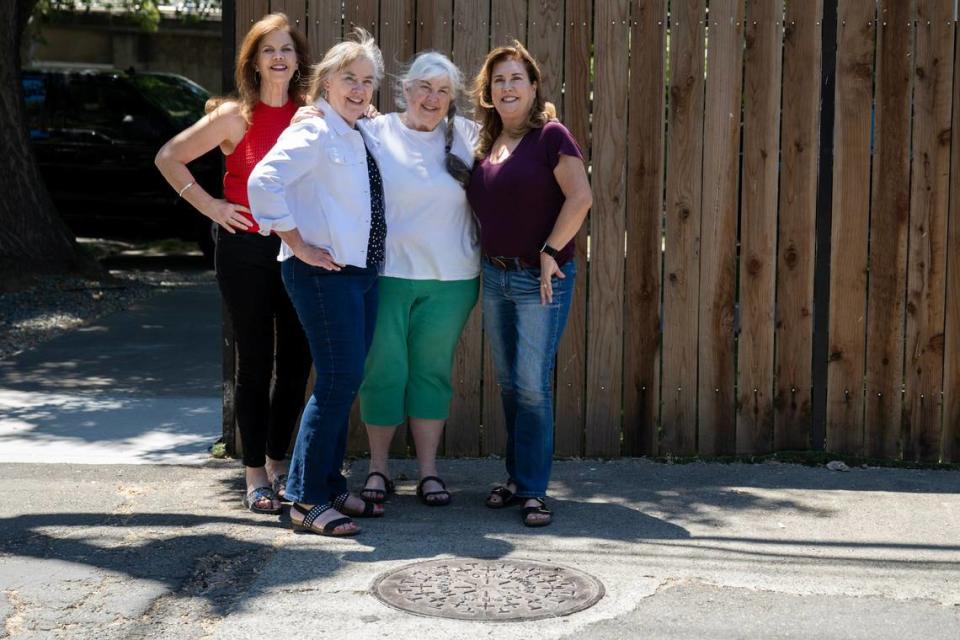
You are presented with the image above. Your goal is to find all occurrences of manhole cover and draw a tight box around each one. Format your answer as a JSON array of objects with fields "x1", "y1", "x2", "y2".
[{"x1": 372, "y1": 558, "x2": 605, "y2": 621}]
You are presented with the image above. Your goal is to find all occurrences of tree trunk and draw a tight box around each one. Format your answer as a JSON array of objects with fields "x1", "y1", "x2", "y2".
[{"x1": 0, "y1": 0, "x2": 89, "y2": 276}]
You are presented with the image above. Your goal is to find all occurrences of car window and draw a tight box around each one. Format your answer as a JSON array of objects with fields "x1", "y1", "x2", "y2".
[
  {"x1": 61, "y1": 73, "x2": 162, "y2": 142},
  {"x1": 129, "y1": 74, "x2": 209, "y2": 130}
]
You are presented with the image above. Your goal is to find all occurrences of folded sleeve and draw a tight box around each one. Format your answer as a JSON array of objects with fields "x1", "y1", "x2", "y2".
[
  {"x1": 247, "y1": 120, "x2": 324, "y2": 235},
  {"x1": 541, "y1": 121, "x2": 583, "y2": 169}
]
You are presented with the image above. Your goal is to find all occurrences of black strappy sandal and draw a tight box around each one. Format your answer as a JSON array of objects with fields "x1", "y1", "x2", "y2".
[
  {"x1": 416, "y1": 476, "x2": 451, "y2": 507},
  {"x1": 485, "y1": 481, "x2": 522, "y2": 509},
  {"x1": 360, "y1": 471, "x2": 395, "y2": 504},
  {"x1": 521, "y1": 498, "x2": 552, "y2": 528},
  {"x1": 290, "y1": 503, "x2": 358, "y2": 536},
  {"x1": 333, "y1": 492, "x2": 384, "y2": 518}
]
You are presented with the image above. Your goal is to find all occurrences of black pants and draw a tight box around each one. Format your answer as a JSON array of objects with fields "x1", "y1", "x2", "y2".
[{"x1": 215, "y1": 229, "x2": 311, "y2": 468}]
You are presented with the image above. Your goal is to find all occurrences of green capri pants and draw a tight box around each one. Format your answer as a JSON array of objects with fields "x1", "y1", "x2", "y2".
[{"x1": 359, "y1": 276, "x2": 479, "y2": 426}]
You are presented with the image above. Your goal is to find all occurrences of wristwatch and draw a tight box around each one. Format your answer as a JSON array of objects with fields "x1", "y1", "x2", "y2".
[{"x1": 540, "y1": 242, "x2": 560, "y2": 259}]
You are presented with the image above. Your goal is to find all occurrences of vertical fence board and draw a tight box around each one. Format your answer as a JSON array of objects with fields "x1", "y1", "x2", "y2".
[
  {"x1": 737, "y1": 0, "x2": 784, "y2": 455},
  {"x1": 345, "y1": 1, "x2": 379, "y2": 36},
  {"x1": 445, "y1": 0, "x2": 490, "y2": 458},
  {"x1": 307, "y1": 0, "x2": 343, "y2": 61},
  {"x1": 379, "y1": 0, "x2": 416, "y2": 113},
  {"x1": 904, "y1": 0, "x2": 954, "y2": 462},
  {"x1": 863, "y1": 0, "x2": 915, "y2": 458},
  {"x1": 417, "y1": 0, "x2": 454, "y2": 55},
  {"x1": 554, "y1": 0, "x2": 592, "y2": 456},
  {"x1": 943, "y1": 17, "x2": 960, "y2": 463},
  {"x1": 775, "y1": 0, "x2": 822, "y2": 451},
  {"x1": 237, "y1": 0, "x2": 270, "y2": 41},
  {"x1": 584, "y1": 0, "x2": 629, "y2": 456},
  {"x1": 491, "y1": 0, "x2": 527, "y2": 46},
  {"x1": 269, "y1": 0, "x2": 307, "y2": 32},
  {"x1": 453, "y1": 0, "x2": 491, "y2": 82},
  {"x1": 623, "y1": 0, "x2": 666, "y2": 456},
  {"x1": 697, "y1": 0, "x2": 744, "y2": 456},
  {"x1": 826, "y1": 0, "x2": 875, "y2": 455},
  {"x1": 661, "y1": 0, "x2": 706, "y2": 456},
  {"x1": 526, "y1": 0, "x2": 565, "y2": 105}
]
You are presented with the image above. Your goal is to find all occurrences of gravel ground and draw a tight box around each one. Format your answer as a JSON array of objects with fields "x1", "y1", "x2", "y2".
[{"x1": 0, "y1": 238, "x2": 215, "y2": 361}]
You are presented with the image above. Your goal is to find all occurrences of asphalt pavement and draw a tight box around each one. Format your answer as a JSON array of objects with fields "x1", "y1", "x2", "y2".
[{"x1": 1, "y1": 267, "x2": 959, "y2": 639}]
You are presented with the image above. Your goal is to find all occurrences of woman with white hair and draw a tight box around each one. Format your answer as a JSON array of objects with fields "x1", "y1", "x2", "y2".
[
  {"x1": 354, "y1": 51, "x2": 480, "y2": 508},
  {"x1": 247, "y1": 29, "x2": 387, "y2": 536}
]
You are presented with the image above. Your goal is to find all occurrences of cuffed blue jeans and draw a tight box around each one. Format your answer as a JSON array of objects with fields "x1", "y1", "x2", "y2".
[
  {"x1": 281, "y1": 257, "x2": 378, "y2": 506},
  {"x1": 482, "y1": 259, "x2": 575, "y2": 498}
]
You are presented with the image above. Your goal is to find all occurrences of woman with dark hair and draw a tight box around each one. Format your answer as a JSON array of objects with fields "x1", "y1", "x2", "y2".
[
  {"x1": 155, "y1": 13, "x2": 312, "y2": 515},
  {"x1": 467, "y1": 42, "x2": 592, "y2": 527}
]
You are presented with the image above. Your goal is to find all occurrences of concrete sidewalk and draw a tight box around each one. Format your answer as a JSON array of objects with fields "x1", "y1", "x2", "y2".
[
  {"x1": 1, "y1": 458, "x2": 958, "y2": 639},
  {"x1": 0, "y1": 277, "x2": 221, "y2": 464}
]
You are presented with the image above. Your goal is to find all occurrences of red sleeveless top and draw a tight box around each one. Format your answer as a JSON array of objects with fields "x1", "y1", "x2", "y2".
[{"x1": 223, "y1": 100, "x2": 298, "y2": 233}]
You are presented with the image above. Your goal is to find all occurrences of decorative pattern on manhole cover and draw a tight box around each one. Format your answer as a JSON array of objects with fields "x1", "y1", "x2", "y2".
[{"x1": 372, "y1": 558, "x2": 604, "y2": 621}]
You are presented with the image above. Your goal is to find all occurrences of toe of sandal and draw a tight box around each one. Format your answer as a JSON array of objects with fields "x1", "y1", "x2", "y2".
[
  {"x1": 485, "y1": 482, "x2": 521, "y2": 509},
  {"x1": 521, "y1": 498, "x2": 552, "y2": 527},
  {"x1": 417, "y1": 475, "x2": 451, "y2": 507},
  {"x1": 242, "y1": 486, "x2": 281, "y2": 515},
  {"x1": 360, "y1": 471, "x2": 395, "y2": 504}
]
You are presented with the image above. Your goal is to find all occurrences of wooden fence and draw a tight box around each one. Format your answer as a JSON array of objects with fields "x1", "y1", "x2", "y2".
[{"x1": 223, "y1": 0, "x2": 960, "y2": 463}]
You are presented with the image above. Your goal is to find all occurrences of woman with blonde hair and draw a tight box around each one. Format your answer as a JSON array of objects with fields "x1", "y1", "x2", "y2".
[
  {"x1": 466, "y1": 42, "x2": 592, "y2": 527},
  {"x1": 155, "y1": 13, "x2": 311, "y2": 515},
  {"x1": 248, "y1": 29, "x2": 387, "y2": 536}
]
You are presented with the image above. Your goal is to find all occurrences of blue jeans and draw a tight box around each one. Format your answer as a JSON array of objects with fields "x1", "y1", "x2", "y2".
[
  {"x1": 281, "y1": 258, "x2": 379, "y2": 505},
  {"x1": 482, "y1": 259, "x2": 575, "y2": 497}
]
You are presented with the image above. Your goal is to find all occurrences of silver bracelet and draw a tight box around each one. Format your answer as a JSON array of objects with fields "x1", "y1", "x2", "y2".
[{"x1": 177, "y1": 181, "x2": 195, "y2": 198}]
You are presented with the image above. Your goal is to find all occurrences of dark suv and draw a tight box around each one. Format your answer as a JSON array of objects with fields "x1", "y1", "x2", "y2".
[{"x1": 21, "y1": 65, "x2": 221, "y2": 257}]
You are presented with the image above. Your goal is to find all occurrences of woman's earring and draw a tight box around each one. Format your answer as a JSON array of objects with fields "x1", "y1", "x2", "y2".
[
  {"x1": 293, "y1": 68, "x2": 301, "y2": 83},
  {"x1": 254, "y1": 69, "x2": 260, "y2": 84}
]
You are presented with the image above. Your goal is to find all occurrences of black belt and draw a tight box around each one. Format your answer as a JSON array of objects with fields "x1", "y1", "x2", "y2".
[{"x1": 483, "y1": 255, "x2": 539, "y2": 271}]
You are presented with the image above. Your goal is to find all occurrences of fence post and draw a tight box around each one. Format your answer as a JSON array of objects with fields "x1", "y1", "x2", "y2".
[
  {"x1": 811, "y1": 0, "x2": 838, "y2": 451},
  {"x1": 221, "y1": 0, "x2": 237, "y2": 455}
]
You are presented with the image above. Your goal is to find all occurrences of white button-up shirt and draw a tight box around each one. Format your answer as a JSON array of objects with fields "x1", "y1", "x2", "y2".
[{"x1": 247, "y1": 97, "x2": 374, "y2": 267}]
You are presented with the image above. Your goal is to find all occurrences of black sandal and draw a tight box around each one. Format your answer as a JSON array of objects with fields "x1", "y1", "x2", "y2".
[
  {"x1": 521, "y1": 498, "x2": 552, "y2": 527},
  {"x1": 485, "y1": 481, "x2": 522, "y2": 509},
  {"x1": 290, "y1": 503, "x2": 358, "y2": 536},
  {"x1": 416, "y1": 475, "x2": 451, "y2": 507},
  {"x1": 360, "y1": 471, "x2": 395, "y2": 504},
  {"x1": 333, "y1": 492, "x2": 384, "y2": 518},
  {"x1": 242, "y1": 486, "x2": 281, "y2": 515}
]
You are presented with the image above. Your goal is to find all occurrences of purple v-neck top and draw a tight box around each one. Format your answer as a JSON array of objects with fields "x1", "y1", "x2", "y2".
[{"x1": 466, "y1": 121, "x2": 583, "y2": 266}]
